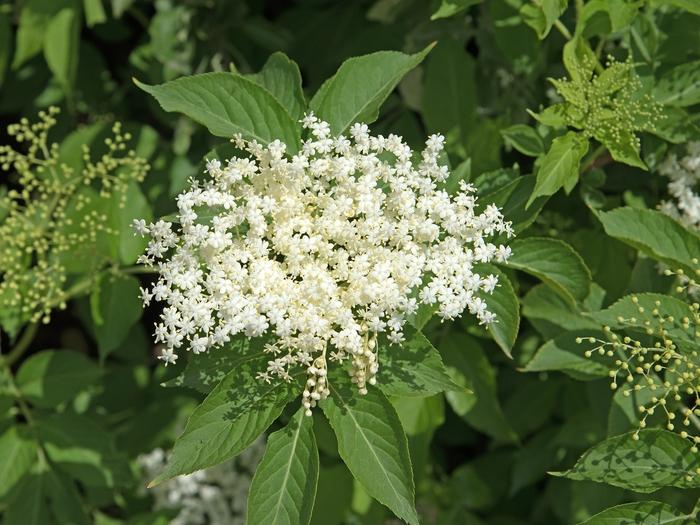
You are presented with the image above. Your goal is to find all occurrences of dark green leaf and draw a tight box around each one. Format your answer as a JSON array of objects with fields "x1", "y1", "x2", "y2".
[
  {"x1": 94, "y1": 275, "x2": 143, "y2": 360},
  {"x1": 0, "y1": 426, "x2": 37, "y2": 499},
  {"x1": 43, "y1": 7, "x2": 80, "y2": 93},
  {"x1": 523, "y1": 330, "x2": 610, "y2": 380},
  {"x1": 250, "y1": 52, "x2": 306, "y2": 122}
]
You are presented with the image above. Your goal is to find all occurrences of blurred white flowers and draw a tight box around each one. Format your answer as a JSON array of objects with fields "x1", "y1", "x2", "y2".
[
  {"x1": 136, "y1": 114, "x2": 512, "y2": 409},
  {"x1": 659, "y1": 142, "x2": 700, "y2": 229},
  {"x1": 139, "y1": 438, "x2": 265, "y2": 525}
]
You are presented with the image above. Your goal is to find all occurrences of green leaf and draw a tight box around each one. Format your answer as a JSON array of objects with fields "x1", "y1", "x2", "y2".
[
  {"x1": 321, "y1": 378, "x2": 418, "y2": 525},
  {"x1": 587, "y1": 293, "x2": 697, "y2": 350},
  {"x1": 650, "y1": 0, "x2": 700, "y2": 16},
  {"x1": 439, "y1": 333, "x2": 518, "y2": 442},
  {"x1": 523, "y1": 330, "x2": 610, "y2": 380},
  {"x1": 115, "y1": 182, "x2": 152, "y2": 265},
  {"x1": 16, "y1": 350, "x2": 102, "y2": 408},
  {"x1": 598, "y1": 207, "x2": 700, "y2": 275},
  {"x1": 151, "y1": 357, "x2": 298, "y2": 485},
  {"x1": 483, "y1": 175, "x2": 548, "y2": 234},
  {"x1": 310, "y1": 464, "x2": 353, "y2": 525},
  {"x1": 421, "y1": 38, "x2": 476, "y2": 144},
  {"x1": 12, "y1": 0, "x2": 74, "y2": 70},
  {"x1": 43, "y1": 7, "x2": 80, "y2": 93},
  {"x1": 0, "y1": 426, "x2": 37, "y2": 499},
  {"x1": 250, "y1": 52, "x2": 306, "y2": 122},
  {"x1": 378, "y1": 325, "x2": 460, "y2": 397},
  {"x1": 654, "y1": 60, "x2": 700, "y2": 107},
  {"x1": 500, "y1": 124, "x2": 545, "y2": 157},
  {"x1": 556, "y1": 429, "x2": 700, "y2": 493},
  {"x1": 608, "y1": 384, "x2": 656, "y2": 437},
  {"x1": 521, "y1": 0, "x2": 569, "y2": 39},
  {"x1": 83, "y1": 0, "x2": 107, "y2": 27},
  {"x1": 477, "y1": 265, "x2": 519, "y2": 358},
  {"x1": 45, "y1": 469, "x2": 90, "y2": 525},
  {"x1": 578, "y1": 501, "x2": 696, "y2": 525},
  {"x1": 505, "y1": 237, "x2": 591, "y2": 304},
  {"x1": 310, "y1": 46, "x2": 432, "y2": 136},
  {"x1": 528, "y1": 131, "x2": 589, "y2": 207},
  {"x1": 135, "y1": 73, "x2": 300, "y2": 151},
  {"x1": 391, "y1": 395, "x2": 445, "y2": 436},
  {"x1": 2, "y1": 472, "x2": 50, "y2": 525},
  {"x1": 431, "y1": 0, "x2": 481, "y2": 20},
  {"x1": 596, "y1": 128, "x2": 647, "y2": 170},
  {"x1": 93, "y1": 275, "x2": 143, "y2": 360},
  {"x1": 247, "y1": 409, "x2": 319, "y2": 525},
  {"x1": 37, "y1": 413, "x2": 131, "y2": 488}
]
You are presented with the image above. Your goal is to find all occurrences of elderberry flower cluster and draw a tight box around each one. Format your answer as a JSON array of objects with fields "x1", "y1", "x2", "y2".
[
  {"x1": 139, "y1": 438, "x2": 264, "y2": 525},
  {"x1": 137, "y1": 114, "x2": 513, "y2": 410},
  {"x1": 580, "y1": 290, "x2": 700, "y2": 452},
  {"x1": 0, "y1": 108, "x2": 148, "y2": 331},
  {"x1": 659, "y1": 142, "x2": 700, "y2": 230}
]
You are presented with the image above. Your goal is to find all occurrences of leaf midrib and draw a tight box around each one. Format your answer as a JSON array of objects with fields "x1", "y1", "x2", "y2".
[{"x1": 270, "y1": 415, "x2": 304, "y2": 524}]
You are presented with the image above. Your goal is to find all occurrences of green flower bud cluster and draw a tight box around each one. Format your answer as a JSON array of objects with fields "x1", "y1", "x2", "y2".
[
  {"x1": 579, "y1": 291, "x2": 700, "y2": 453},
  {"x1": 0, "y1": 108, "x2": 149, "y2": 328},
  {"x1": 550, "y1": 56, "x2": 662, "y2": 157}
]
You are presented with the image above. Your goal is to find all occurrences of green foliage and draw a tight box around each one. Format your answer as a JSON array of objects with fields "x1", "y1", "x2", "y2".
[{"x1": 2, "y1": 0, "x2": 700, "y2": 523}]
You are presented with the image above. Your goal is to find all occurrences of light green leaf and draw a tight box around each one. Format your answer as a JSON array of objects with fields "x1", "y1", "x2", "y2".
[
  {"x1": 578, "y1": 501, "x2": 696, "y2": 525},
  {"x1": 521, "y1": 0, "x2": 569, "y2": 39},
  {"x1": 505, "y1": 237, "x2": 591, "y2": 304},
  {"x1": 556, "y1": 429, "x2": 700, "y2": 492},
  {"x1": 16, "y1": 350, "x2": 102, "y2": 408},
  {"x1": 439, "y1": 333, "x2": 518, "y2": 442},
  {"x1": 84, "y1": 0, "x2": 107, "y2": 27},
  {"x1": 44, "y1": 7, "x2": 80, "y2": 93},
  {"x1": 310, "y1": 464, "x2": 353, "y2": 525},
  {"x1": 93, "y1": 275, "x2": 143, "y2": 360},
  {"x1": 654, "y1": 60, "x2": 700, "y2": 107},
  {"x1": 421, "y1": 38, "x2": 475, "y2": 144},
  {"x1": 250, "y1": 52, "x2": 306, "y2": 122},
  {"x1": 528, "y1": 131, "x2": 589, "y2": 207},
  {"x1": 12, "y1": 0, "x2": 74, "y2": 70},
  {"x1": 477, "y1": 265, "x2": 519, "y2": 358},
  {"x1": 598, "y1": 207, "x2": 700, "y2": 275},
  {"x1": 523, "y1": 330, "x2": 610, "y2": 380},
  {"x1": 247, "y1": 409, "x2": 319, "y2": 525},
  {"x1": 321, "y1": 378, "x2": 418, "y2": 525},
  {"x1": 650, "y1": 0, "x2": 700, "y2": 15},
  {"x1": 0, "y1": 426, "x2": 37, "y2": 499},
  {"x1": 135, "y1": 73, "x2": 300, "y2": 151},
  {"x1": 596, "y1": 128, "x2": 646, "y2": 170},
  {"x1": 522, "y1": 284, "x2": 601, "y2": 339},
  {"x1": 310, "y1": 46, "x2": 432, "y2": 136},
  {"x1": 116, "y1": 182, "x2": 152, "y2": 265},
  {"x1": 391, "y1": 395, "x2": 445, "y2": 436},
  {"x1": 151, "y1": 357, "x2": 298, "y2": 485},
  {"x1": 431, "y1": 0, "x2": 481, "y2": 20},
  {"x1": 38, "y1": 413, "x2": 131, "y2": 488},
  {"x1": 500, "y1": 124, "x2": 545, "y2": 157},
  {"x1": 378, "y1": 325, "x2": 460, "y2": 397},
  {"x1": 608, "y1": 384, "x2": 656, "y2": 437}
]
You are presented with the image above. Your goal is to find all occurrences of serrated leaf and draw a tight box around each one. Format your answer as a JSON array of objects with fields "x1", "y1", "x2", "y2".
[
  {"x1": 151, "y1": 357, "x2": 298, "y2": 485},
  {"x1": 249, "y1": 52, "x2": 306, "y2": 122},
  {"x1": 321, "y1": 378, "x2": 418, "y2": 525},
  {"x1": 505, "y1": 237, "x2": 591, "y2": 304},
  {"x1": 310, "y1": 46, "x2": 432, "y2": 136},
  {"x1": 598, "y1": 207, "x2": 700, "y2": 275},
  {"x1": 378, "y1": 325, "x2": 460, "y2": 397},
  {"x1": 654, "y1": 60, "x2": 700, "y2": 107},
  {"x1": 247, "y1": 409, "x2": 319, "y2": 525},
  {"x1": 578, "y1": 501, "x2": 695, "y2": 525},
  {"x1": 135, "y1": 73, "x2": 300, "y2": 151},
  {"x1": 528, "y1": 131, "x2": 589, "y2": 207},
  {"x1": 16, "y1": 350, "x2": 102, "y2": 408},
  {"x1": 556, "y1": 429, "x2": 700, "y2": 493}
]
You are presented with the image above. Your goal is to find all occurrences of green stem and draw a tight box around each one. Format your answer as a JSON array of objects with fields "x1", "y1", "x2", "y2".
[
  {"x1": 3, "y1": 322, "x2": 38, "y2": 366},
  {"x1": 580, "y1": 144, "x2": 607, "y2": 174},
  {"x1": 554, "y1": 19, "x2": 573, "y2": 40}
]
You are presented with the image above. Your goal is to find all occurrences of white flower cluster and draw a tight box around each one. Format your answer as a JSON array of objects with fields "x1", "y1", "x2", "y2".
[
  {"x1": 139, "y1": 439, "x2": 264, "y2": 525},
  {"x1": 659, "y1": 142, "x2": 700, "y2": 229},
  {"x1": 136, "y1": 114, "x2": 513, "y2": 410}
]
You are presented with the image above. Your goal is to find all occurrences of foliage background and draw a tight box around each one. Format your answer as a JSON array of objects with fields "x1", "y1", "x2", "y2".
[{"x1": 2, "y1": 0, "x2": 700, "y2": 524}]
